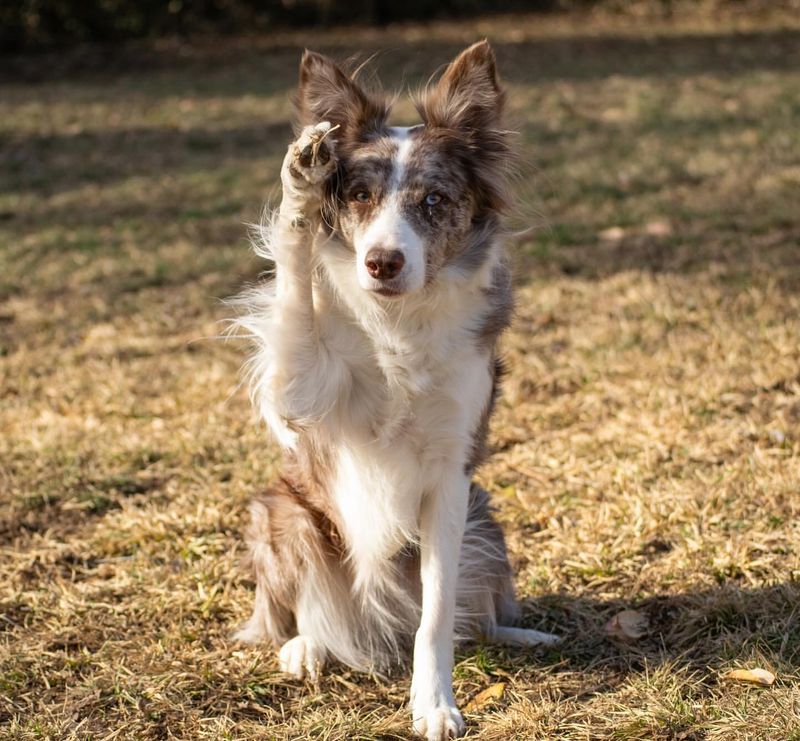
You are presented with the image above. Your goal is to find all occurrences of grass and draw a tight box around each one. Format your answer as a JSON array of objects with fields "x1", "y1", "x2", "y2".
[{"x1": 2, "y1": 6, "x2": 800, "y2": 740}]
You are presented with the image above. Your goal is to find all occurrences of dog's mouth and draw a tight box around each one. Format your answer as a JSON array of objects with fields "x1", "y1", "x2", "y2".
[
  {"x1": 365, "y1": 276, "x2": 407, "y2": 298},
  {"x1": 372, "y1": 285, "x2": 405, "y2": 298}
]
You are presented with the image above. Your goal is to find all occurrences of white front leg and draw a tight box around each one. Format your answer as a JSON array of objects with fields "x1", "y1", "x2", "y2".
[
  {"x1": 410, "y1": 470, "x2": 469, "y2": 741},
  {"x1": 268, "y1": 123, "x2": 351, "y2": 427}
]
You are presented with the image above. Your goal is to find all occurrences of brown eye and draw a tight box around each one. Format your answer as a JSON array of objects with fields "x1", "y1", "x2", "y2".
[
  {"x1": 424, "y1": 193, "x2": 442, "y2": 207},
  {"x1": 353, "y1": 191, "x2": 371, "y2": 203}
]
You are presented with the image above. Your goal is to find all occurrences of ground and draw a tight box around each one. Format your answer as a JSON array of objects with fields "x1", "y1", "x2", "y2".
[{"x1": 2, "y1": 7, "x2": 800, "y2": 740}]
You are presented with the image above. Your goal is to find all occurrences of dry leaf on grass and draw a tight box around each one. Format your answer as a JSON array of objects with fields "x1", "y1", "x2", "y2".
[
  {"x1": 644, "y1": 219, "x2": 673, "y2": 237},
  {"x1": 464, "y1": 682, "x2": 506, "y2": 713},
  {"x1": 722, "y1": 668, "x2": 775, "y2": 686},
  {"x1": 604, "y1": 609, "x2": 648, "y2": 640},
  {"x1": 599, "y1": 226, "x2": 626, "y2": 241}
]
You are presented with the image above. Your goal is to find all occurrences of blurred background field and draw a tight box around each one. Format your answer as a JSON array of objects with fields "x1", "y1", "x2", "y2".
[{"x1": 2, "y1": 2, "x2": 800, "y2": 739}]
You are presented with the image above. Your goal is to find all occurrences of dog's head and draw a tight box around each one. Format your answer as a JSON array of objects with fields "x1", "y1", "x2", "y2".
[{"x1": 295, "y1": 41, "x2": 512, "y2": 298}]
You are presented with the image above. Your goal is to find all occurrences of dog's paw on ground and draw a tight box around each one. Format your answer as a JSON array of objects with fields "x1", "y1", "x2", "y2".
[
  {"x1": 278, "y1": 634, "x2": 326, "y2": 680},
  {"x1": 411, "y1": 703, "x2": 465, "y2": 741}
]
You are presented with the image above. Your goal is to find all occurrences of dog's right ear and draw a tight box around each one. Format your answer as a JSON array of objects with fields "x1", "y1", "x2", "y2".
[{"x1": 295, "y1": 51, "x2": 388, "y2": 139}]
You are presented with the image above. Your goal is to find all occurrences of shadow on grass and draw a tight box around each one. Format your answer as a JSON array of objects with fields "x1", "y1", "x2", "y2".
[
  {"x1": 2, "y1": 26, "x2": 799, "y2": 194},
  {"x1": 230, "y1": 581, "x2": 800, "y2": 691},
  {"x1": 512, "y1": 227, "x2": 800, "y2": 290},
  {"x1": 3, "y1": 27, "x2": 800, "y2": 86},
  {"x1": 208, "y1": 582, "x2": 800, "y2": 736},
  {"x1": 0, "y1": 121, "x2": 289, "y2": 199},
  {"x1": 273, "y1": 582, "x2": 799, "y2": 689},
  {"x1": 3, "y1": 22, "x2": 799, "y2": 318},
  {"x1": 514, "y1": 582, "x2": 800, "y2": 679}
]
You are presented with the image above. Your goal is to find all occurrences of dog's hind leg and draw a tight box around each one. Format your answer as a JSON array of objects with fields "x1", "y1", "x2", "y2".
[
  {"x1": 234, "y1": 492, "x2": 301, "y2": 649},
  {"x1": 235, "y1": 482, "x2": 343, "y2": 678},
  {"x1": 456, "y1": 484, "x2": 561, "y2": 647},
  {"x1": 236, "y1": 475, "x2": 371, "y2": 678}
]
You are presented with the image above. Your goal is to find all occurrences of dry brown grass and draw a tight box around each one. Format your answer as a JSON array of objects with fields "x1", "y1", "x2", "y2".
[{"x1": 2, "y1": 7, "x2": 800, "y2": 740}]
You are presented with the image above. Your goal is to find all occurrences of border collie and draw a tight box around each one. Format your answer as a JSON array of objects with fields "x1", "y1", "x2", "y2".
[{"x1": 234, "y1": 40, "x2": 558, "y2": 740}]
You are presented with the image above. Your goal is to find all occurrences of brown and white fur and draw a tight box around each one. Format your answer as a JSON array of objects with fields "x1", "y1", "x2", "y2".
[{"x1": 233, "y1": 41, "x2": 559, "y2": 740}]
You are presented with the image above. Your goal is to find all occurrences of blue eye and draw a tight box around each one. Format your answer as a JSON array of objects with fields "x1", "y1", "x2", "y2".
[
  {"x1": 424, "y1": 193, "x2": 442, "y2": 207},
  {"x1": 353, "y1": 191, "x2": 371, "y2": 203}
]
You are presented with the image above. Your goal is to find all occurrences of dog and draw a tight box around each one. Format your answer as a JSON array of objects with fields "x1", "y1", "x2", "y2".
[{"x1": 233, "y1": 40, "x2": 559, "y2": 740}]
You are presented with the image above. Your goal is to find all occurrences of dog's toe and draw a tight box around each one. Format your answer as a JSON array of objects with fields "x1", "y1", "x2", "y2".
[{"x1": 413, "y1": 705, "x2": 465, "y2": 741}]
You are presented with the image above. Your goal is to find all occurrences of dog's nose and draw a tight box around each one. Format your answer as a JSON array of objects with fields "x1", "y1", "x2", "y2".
[{"x1": 365, "y1": 248, "x2": 405, "y2": 280}]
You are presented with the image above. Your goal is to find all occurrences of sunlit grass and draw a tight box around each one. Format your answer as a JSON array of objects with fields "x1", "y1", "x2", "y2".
[{"x1": 2, "y1": 8, "x2": 799, "y2": 740}]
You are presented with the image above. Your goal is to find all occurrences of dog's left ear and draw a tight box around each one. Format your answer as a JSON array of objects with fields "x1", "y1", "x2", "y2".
[
  {"x1": 295, "y1": 50, "x2": 388, "y2": 139},
  {"x1": 417, "y1": 40, "x2": 505, "y2": 132}
]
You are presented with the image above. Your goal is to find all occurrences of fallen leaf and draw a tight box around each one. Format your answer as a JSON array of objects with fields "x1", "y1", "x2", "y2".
[
  {"x1": 599, "y1": 226, "x2": 626, "y2": 241},
  {"x1": 464, "y1": 682, "x2": 506, "y2": 712},
  {"x1": 644, "y1": 219, "x2": 673, "y2": 237},
  {"x1": 604, "y1": 609, "x2": 648, "y2": 640},
  {"x1": 722, "y1": 668, "x2": 775, "y2": 686}
]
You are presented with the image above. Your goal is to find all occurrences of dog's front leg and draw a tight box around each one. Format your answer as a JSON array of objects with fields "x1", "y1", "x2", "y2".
[
  {"x1": 269, "y1": 122, "x2": 348, "y2": 426},
  {"x1": 411, "y1": 471, "x2": 470, "y2": 740}
]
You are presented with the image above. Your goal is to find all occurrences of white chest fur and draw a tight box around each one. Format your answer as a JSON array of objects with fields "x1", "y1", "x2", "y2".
[{"x1": 330, "y1": 342, "x2": 493, "y2": 587}]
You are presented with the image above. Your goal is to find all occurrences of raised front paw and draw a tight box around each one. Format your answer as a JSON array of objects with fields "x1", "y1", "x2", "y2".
[{"x1": 280, "y1": 121, "x2": 338, "y2": 214}]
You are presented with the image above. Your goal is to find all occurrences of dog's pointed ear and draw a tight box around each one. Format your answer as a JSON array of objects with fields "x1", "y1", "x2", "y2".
[
  {"x1": 417, "y1": 40, "x2": 505, "y2": 131},
  {"x1": 295, "y1": 51, "x2": 388, "y2": 138}
]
